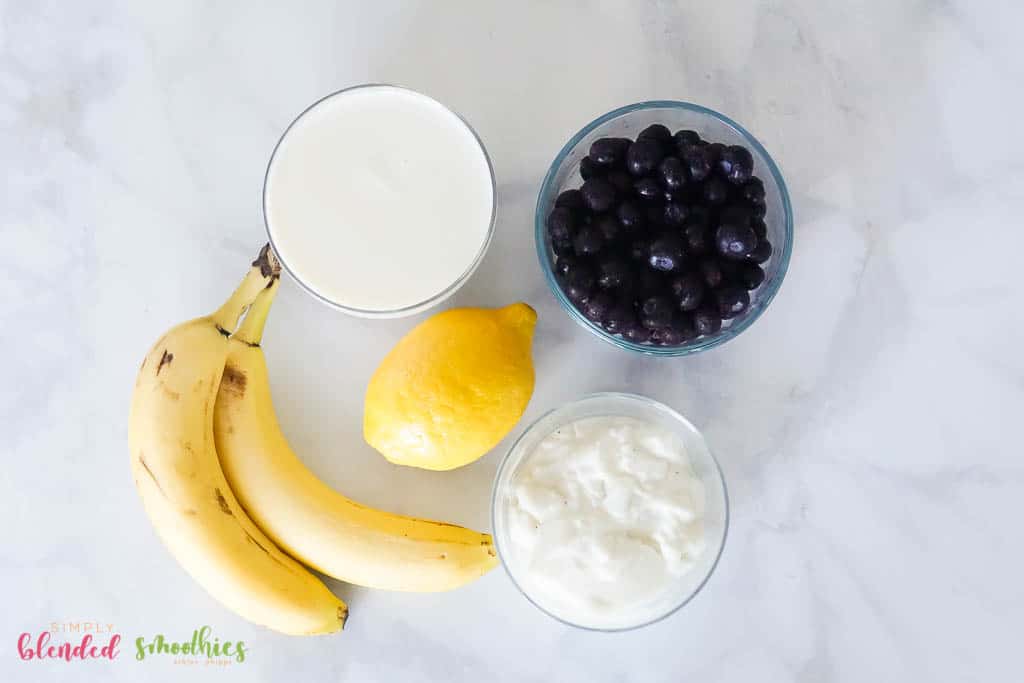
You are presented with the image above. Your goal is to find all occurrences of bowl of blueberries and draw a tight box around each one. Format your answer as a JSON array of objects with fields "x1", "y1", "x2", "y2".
[{"x1": 537, "y1": 101, "x2": 793, "y2": 355}]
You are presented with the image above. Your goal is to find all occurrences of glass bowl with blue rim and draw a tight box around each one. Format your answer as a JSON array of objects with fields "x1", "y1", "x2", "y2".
[{"x1": 535, "y1": 101, "x2": 793, "y2": 356}]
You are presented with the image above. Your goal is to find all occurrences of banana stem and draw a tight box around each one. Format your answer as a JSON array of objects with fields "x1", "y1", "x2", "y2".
[
  {"x1": 234, "y1": 278, "x2": 280, "y2": 345},
  {"x1": 210, "y1": 244, "x2": 281, "y2": 333}
]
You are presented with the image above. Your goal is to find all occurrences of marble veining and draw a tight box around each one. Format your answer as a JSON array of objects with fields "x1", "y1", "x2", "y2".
[{"x1": 2, "y1": 1, "x2": 1022, "y2": 681}]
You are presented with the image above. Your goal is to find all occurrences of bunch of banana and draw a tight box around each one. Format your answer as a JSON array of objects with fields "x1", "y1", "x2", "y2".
[
  {"x1": 214, "y1": 279, "x2": 497, "y2": 591},
  {"x1": 128, "y1": 246, "x2": 497, "y2": 636}
]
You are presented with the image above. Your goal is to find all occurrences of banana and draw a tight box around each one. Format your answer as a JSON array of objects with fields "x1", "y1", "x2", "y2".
[
  {"x1": 128, "y1": 246, "x2": 347, "y2": 636},
  {"x1": 214, "y1": 280, "x2": 499, "y2": 592}
]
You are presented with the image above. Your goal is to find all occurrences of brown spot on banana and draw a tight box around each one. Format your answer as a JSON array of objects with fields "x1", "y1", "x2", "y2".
[
  {"x1": 213, "y1": 487, "x2": 232, "y2": 515},
  {"x1": 241, "y1": 529, "x2": 299, "y2": 575},
  {"x1": 161, "y1": 385, "x2": 181, "y2": 401},
  {"x1": 252, "y1": 243, "x2": 281, "y2": 279},
  {"x1": 220, "y1": 365, "x2": 247, "y2": 398},
  {"x1": 156, "y1": 350, "x2": 173, "y2": 375},
  {"x1": 338, "y1": 605, "x2": 349, "y2": 630},
  {"x1": 138, "y1": 455, "x2": 167, "y2": 500}
]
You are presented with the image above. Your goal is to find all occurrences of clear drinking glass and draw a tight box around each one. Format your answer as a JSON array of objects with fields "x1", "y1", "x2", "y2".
[{"x1": 264, "y1": 84, "x2": 497, "y2": 318}]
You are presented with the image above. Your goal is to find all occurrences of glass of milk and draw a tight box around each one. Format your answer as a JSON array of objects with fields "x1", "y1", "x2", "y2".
[{"x1": 263, "y1": 85, "x2": 496, "y2": 317}]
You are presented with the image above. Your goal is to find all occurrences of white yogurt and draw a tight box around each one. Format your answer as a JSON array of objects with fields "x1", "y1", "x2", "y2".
[
  {"x1": 264, "y1": 85, "x2": 494, "y2": 315},
  {"x1": 503, "y1": 416, "x2": 706, "y2": 628}
]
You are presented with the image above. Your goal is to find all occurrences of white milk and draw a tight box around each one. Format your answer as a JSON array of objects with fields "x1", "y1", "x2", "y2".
[
  {"x1": 503, "y1": 416, "x2": 706, "y2": 629},
  {"x1": 264, "y1": 86, "x2": 494, "y2": 315}
]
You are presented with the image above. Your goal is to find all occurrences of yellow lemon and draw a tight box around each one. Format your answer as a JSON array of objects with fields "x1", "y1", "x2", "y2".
[{"x1": 364, "y1": 303, "x2": 537, "y2": 471}]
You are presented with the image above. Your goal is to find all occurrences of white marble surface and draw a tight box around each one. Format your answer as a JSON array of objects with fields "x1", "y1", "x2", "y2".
[{"x1": 3, "y1": 1, "x2": 1023, "y2": 681}]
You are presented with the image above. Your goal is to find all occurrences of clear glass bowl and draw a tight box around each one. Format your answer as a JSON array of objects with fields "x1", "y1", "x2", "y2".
[
  {"x1": 491, "y1": 393, "x2": 729, "y2": 631},
  {"x1": 536, "y1": 101, "x2": 793, "y2": 355},
  {"x1": 263, "y1": 84, "x2": 497, "y2": 319}
]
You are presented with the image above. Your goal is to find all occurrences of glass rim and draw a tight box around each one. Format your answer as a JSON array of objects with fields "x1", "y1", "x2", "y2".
[
  {"x1": 490, "y1": 391, "x2": 730, "y2": 632},
  {"x1": 535, "y1": 99, "x2": 794, "y2": 355},
  {"x1": 263, "y1": 83, "x2": 498, "y2": 319}
]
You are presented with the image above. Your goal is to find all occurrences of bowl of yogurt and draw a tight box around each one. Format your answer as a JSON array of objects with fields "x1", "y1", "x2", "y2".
[
  {"x1": 263, "y1": 84, "x2": 496, "y2": 318},
  {"x1": 491, "y1": 393, "x2": 728, "y2": 631}
]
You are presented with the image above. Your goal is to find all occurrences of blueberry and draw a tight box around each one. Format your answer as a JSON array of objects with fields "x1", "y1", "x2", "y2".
[
  {"x1": 616, "y1": 201, "x2": 645, "y2": 232},
  {"x1": 640, "y1": 296, "x2": 675, "y2": 329},
  {"x1": 702, "y1": 176, "x2": 730, "y2": 205},
  {"x1": 747, "y1": 240, "x2": 772, "y2": 264},
  {"x1": 719, "y1": 145, "x2": 754, "y2": 184},
  {"x1": 626, "y1": 139, "x2": 666, "y2": 176},
  {"x1": 547, "y1": 207, "x2": 575, "y2": 243},
  {"x1": 705, "y1": 143, "x2": 726, "y2": 165},
  {"x1": 580, "y1": 156, "x2": 604, "y2": 180},
  {"x1": 597, "y1": 258, "x2": 634, "y2": 290},
  {"x1": 647, "y1": 235, "x2": 686, "y2": 272},
  {"x1": 581, "y1": 178, "x2": 617, "y2": 213},
  {"x1": 573, "y1": 223, "x2": 604, "y2": 256},
  {"x1": 650, "y1": 326, "x2": 684, "y2": 346},
  {"x1": 658, "y1": 156, "x2": 688, "y2": 191},
  {"x1": 636, "y1": 268, "x2": 667, "y2": 296},
  {"x1": 751, "y1": 217, "x2": 767, "y2": 241},
  {"x1": 553, "y1": 255, "x2": 577, "y2": 279},
  {"x1": 637, "y1": 124, "x2": 672, "y2": 146},
  {"x1": 720, "y1": 205, "x2": 753, "y2": 228},
  {"x1": 595, "y1": 213, "x2": 621, "y2": 243},
  {"x1": 561, "y1": 262, "x2": 596, "y2": 303},
  {"x1": 582, "y1": 291, "x2": 614, "y2": 323},
  {"x1": 737, "y1": 262, "x2": 765, "y2": 290},
  {"x1": 552, "y1": 237, "x2": 574, "y2": 257},
  {"x1": 700, "y1": 259, "x2": 724, "y2": 289},
  {"x1": 741, "y1": 178, "x2": 765, "y2": 203},
  {"x1": 607, "y1": 170, "x2": 634, "y2": 195},
  {"x1": 622, "y1": 323, "x2": 652, "y2": 344},
  {"x1": 717, "y1": 258, "x2": 741, "y2": 282},
  {"x1": 715, "y1": 286, "x2": 750, "y2": 318},
  {"x1": 589, "y1": 137, "x2": 631, "y2": 167},
  {"x1": 671, "y1": 312, "x2": 697, "y2": 342},
  {"x1": 602, "y1": 298, "x2": 637, "y2": 334},
  {"x1": 682, "y1": 145, "x2": 713, "y2": 182},
  {"x1": 644, "y1": 203, "x2": 667, "y2": 227},
  {"x1": 687, "y1": 205, "x2": 712, "y2": 227},
  {"x1": 630, "y1": 239, "x2": 651, "y2": 263},
  {"x1": 663, "y1": 201, "x2": 688, "y2": 226},
  {"x1": 673, "y1": 129, "x2": 701, "y2": 150},
  {"x1": 634, "y1": 177, "x2": 663, "y2": 201},
  {"x1": 715, "y1": 222, "x2": 758, "y2": 259},
  {"x1": 677, "y1": 182, "x2": 704, "y2": 205},
  {"x1": 693, "y1": 308, "x2": 723, "y2": 336},
  {"x1": 749, "y1": 196, "x2": 767, "y2": 219},
  {"x1": 555, "y1": 189, "x2": 584, "y2": 210},
  {"x1": 669, "y1": 271, "x2": 705, "y2": 311},
  {"x1": 683, "y1": 221, "x2": 710, "y2": 255}
]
